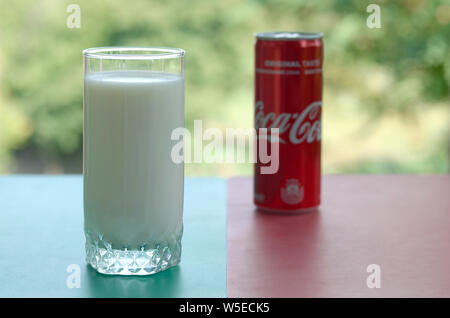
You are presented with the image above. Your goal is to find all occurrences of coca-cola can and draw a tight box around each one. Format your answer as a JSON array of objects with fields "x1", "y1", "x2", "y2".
[{"x1": 254, "y1": 32, "x2": 323, "y2": 212}]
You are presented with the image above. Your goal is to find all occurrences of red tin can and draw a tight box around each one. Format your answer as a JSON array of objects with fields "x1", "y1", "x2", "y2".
[{"x1": 254, "y1": 32, "x2": 323, "y2": 212}]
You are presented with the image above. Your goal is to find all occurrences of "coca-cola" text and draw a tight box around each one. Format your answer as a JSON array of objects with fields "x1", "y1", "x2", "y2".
[{"x1": 255, "y1": 101, "x2": 322, "y2": 144}]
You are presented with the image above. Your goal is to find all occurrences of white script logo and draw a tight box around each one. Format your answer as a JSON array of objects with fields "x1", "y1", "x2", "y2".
[{"x1": 255, "y1": 101, "x2": 322, "y2": 144}]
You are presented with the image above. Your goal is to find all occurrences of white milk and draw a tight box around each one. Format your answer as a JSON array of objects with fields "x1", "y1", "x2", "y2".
[{"x1": 83, "y1": 71, "x2": 184, "y2": 249}]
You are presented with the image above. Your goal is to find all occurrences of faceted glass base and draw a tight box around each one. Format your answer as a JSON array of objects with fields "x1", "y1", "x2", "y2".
[{"x1": 85, "y1": 230, "x2": 182, "y2": 275}]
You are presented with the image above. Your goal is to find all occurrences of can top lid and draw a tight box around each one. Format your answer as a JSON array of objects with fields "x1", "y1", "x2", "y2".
[{"x1": 255, "y1": 31, "x2": 323, "y2": 40}]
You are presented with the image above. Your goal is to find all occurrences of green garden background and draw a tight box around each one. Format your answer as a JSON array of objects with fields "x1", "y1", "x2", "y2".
[{"x1": 0, "y1": 0, "x2": 448, "y2": 176}]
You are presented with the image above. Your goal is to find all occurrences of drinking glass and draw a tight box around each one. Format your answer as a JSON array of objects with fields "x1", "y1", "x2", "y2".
[{"x1": 83, "y1": 47, "x2": 185, "y2": 275}]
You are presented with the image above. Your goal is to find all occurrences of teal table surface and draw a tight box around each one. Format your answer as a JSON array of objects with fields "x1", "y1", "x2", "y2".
[{"x1": 0, "y1": 176, "x2": 226, "y2": 298}]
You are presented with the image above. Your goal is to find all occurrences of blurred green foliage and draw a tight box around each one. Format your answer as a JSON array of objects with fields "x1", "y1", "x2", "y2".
[{"x1": 0, "y1": 0, "x2": 448, "y2": 175}]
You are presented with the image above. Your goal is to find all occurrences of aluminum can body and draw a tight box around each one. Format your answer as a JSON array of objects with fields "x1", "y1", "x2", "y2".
[{"x1": 254, "y1": 32, "x2": 323, "y2": 212}]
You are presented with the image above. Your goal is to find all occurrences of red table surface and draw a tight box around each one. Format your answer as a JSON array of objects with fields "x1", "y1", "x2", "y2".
[{"x1": 227, "y1": 175, "x2": 450, "y2": 297}]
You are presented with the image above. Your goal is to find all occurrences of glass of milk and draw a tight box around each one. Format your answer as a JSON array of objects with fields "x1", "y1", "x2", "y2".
[{"x1": 83, "y1": 47, "x2": 185, "y2": 275}]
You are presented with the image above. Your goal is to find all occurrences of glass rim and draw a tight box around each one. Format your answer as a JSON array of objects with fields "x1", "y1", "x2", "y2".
[{"x1": 83, "y1": 46, "x2": 185, "y2": 60}]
